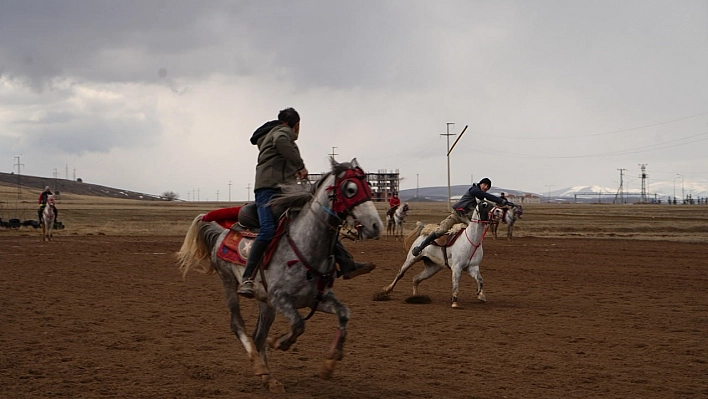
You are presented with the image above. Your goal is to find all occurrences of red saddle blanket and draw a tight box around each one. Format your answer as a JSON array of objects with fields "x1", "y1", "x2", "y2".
[
  {"x1": 216, "y1": 230, "x2": 257, "y2": 264},
  {"x1": 202, "y1": 206, "x2": 242, "y2": 229}
]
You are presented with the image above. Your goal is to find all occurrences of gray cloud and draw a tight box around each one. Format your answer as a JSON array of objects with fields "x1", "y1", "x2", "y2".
[{"x1": 1, "y1": 0, "x2": 706, "y2": 197}]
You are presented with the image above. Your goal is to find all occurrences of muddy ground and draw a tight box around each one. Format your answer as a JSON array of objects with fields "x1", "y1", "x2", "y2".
[{"x1": 1, "y1": 230, "x2": 706, "y2": 398}]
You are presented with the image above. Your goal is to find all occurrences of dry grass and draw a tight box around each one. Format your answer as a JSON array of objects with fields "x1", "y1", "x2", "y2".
[{"x1": 2, "y1": 186, "x2": 707, "y2": 242}]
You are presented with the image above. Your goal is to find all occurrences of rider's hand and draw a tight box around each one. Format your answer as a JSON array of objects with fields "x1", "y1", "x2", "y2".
[{"x1": 296, "y1": 167, "x2": 309, "y2": 180}]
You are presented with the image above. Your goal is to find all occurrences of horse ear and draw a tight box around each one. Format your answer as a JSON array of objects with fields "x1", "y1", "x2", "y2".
[{"x1": 350, "y1": 158, "x2": 359, "y2": 168}]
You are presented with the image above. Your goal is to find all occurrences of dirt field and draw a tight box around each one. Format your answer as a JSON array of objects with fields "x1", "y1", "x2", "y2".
[{"x1": 1, "y1": 201, "x2": 707, "y2": 398}]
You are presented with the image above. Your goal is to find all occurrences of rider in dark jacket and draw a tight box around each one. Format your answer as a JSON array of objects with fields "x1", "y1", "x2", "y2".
[
  {"x1": 237, "y1": 108, "x2": 375, "y2": 298},
  {"x1": 412, "y1": 178, "x2": 511, "y2": 256}
]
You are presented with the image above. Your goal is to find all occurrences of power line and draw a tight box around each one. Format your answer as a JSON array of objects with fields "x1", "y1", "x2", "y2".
[{"x1": 498, "y1": 110, "x2": 708, "y2": 140}]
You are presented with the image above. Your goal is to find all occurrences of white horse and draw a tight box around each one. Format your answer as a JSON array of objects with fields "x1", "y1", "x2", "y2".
[
  {"x1": 490, "y1": 204, "x2": 523, "y2": 240},
  {"x1": 386, "y1": 203, "x2": 409, "y2": 239},
  {"x1": 42, "y1": 195, "x2": 56, "y2": 242},
  {"x1": 381, "y1": 201, "x2": 493, "y2": 308}
]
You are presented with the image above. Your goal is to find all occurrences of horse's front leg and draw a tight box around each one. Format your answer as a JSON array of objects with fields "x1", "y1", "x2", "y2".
[
  {"x1": 450, "y1": 266, "x2": 463, "y2": 308},
  {"x1": 382, "y1": 255, "x2": 419, "y2": 294},
  {"x1": 468, "y1": 265, "x2": 486, "y2": 302},
  {"x1": 267, "y1": 293, "x2": 305, "y2": 352},
  {"x1": 314, "y1": 293, "x2": 350, "y2": 380}
]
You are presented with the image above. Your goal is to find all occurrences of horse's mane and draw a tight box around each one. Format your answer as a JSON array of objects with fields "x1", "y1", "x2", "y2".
[{"x1": 268, "y1": 160, "x2": 352, "y2": 210}]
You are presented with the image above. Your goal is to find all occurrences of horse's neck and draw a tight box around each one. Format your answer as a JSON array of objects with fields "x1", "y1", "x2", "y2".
[
  {"x1": 290, "y1": 178, "x2": 339, "y2": 246},
  {"x1": 505, "y1": 208, "x2": 515, "y2": 223},
  {"x1": 464, "y1": 212, "x2": 486, "y2": 238}
]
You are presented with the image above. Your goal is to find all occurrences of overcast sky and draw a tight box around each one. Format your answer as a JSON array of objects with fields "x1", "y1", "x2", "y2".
[{"x1": 1, "y1": 0, "x2": 707, "y2": 200}]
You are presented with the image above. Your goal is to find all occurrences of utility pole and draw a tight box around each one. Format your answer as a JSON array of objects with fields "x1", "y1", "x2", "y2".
[
  {"x1": 246, "y1": 183, "x2": 251, "y2": 202},
  {"x1": 677, "y1": 173, "x2": 684, "y2": 204},
  {"x1": 228, "y1": 181, "x2": 232, "y2": 202},
  {"x1": 14, "y1": 155, "x2": 24, "y2": 201},
  {"x1": 329, "y1": 147, "x2": 338, "y2": 160},
  {"x1": 441, "y1": 123, "x2": 455, "y2": 210},
  {"x1": 216, "y1": 190, "x2": 219, "y2": 202},
  {"x1": 416, "y1": 173, "x2": 419, "y2": 199},
  {"x1": 544, "y1": 185, "x2": 554, "y2": 203},
  {"x1": 197, "y1": 188, "x2": 200, "y2": 202},
  {"x1": 614, "y1": 168, "x2": 626, "y2": 204}
]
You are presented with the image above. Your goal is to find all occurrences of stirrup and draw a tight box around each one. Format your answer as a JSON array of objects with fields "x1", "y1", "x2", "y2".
[
  {"x1": 237, "y1": 279, "x2": 255, "y2": 298},
  {"x1": 412, "y1": 246, "x2": 423, "y2": 256}
]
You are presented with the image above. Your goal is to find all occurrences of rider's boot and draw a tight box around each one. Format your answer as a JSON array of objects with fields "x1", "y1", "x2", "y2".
[
  {"x1": 334, "y1": 240, "x2": 376, "y2": 280},
  {"x1": 412, "y1": 232, "x2": 439, "y2": 256},
  {"x1": 38, "y1": 208, "x2": 43, "y2": 223},
  {"x1": 237, "y1": 239, "x2": 269, "y2": 299}
]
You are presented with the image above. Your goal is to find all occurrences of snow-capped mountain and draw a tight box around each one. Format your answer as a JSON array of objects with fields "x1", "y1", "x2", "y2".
[{"x1": 550, "y1": 181, "x2": 707, "y2": 200}]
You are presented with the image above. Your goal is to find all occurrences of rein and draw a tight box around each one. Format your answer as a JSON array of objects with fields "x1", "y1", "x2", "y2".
[
  {"x1": 463, "y1": 218, "x2": 491, "y2": 261},
  {"x1": 285, "y1": 224, "x2": 339, "y2": 320}
]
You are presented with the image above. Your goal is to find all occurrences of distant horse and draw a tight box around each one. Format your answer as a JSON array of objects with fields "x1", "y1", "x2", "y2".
[
  {"x1": 380, "y1": 201, "x2": 493, "y2": 308},
  {"x1": 386, "y1": 203, "x2": 409, "y2": 239},
  {"x1": 176, "y1": 159, "x2": 382, "y2": 392},
  {"x1": 41, "y1": 195, "x2": 56, "y2": 242},
  {"x1": 490, "y1": 205, "x2": 523, "y2": 240}
]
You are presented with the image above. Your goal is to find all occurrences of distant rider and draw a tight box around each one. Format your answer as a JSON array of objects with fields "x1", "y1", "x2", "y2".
[{"x1": 38, "y1": 186, "x2": 58, "y2": 221}]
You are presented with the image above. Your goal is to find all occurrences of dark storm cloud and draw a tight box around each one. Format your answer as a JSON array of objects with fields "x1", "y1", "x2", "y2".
[{"x1": 0, "y1": 0, "x2": 430, "y2": 90}]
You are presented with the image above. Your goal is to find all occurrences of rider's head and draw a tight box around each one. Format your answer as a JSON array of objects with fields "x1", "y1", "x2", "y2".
[
  {"x1": 44, "y1": 186, "x2": 51, "y2": 192},
  {"x1": 479, "y1": 178, "x2": 492, "y2": 191},
  {"x1": 278, "y1": 107, "x2": 300, "y2": 136}
]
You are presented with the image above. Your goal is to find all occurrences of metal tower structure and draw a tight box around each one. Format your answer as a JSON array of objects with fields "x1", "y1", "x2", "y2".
[
  {"x1": 613, "y1": 168, "x2": 626, "y2": 204},
  {"x1": 638, "y1": 164, "x2": 648, "y2": 203}
]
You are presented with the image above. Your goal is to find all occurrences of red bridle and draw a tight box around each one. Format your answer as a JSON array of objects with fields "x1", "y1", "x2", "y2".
[{"x1": 327, "y1": 167, "x2": 373, "y2": 215}]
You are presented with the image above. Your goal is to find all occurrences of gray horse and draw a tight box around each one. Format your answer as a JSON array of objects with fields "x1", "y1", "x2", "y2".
[{"x1": 176, "y1": 159, "x2": 382, "y2": 392}]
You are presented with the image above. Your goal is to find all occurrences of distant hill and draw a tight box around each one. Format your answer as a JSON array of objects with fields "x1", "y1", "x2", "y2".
[{"x1": 0, "y1": 172, "x2": 168, "y2": 201}]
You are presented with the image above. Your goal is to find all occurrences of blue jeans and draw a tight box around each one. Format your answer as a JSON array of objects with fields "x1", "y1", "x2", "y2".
[{"x1": 255, "y1": 188, "x2": 278, "y2": 243}]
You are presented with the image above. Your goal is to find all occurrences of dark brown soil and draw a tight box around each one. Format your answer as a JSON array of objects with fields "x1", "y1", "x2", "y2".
[{"x1": 1, "y1": 235, "x2": 706, "y2": 398}]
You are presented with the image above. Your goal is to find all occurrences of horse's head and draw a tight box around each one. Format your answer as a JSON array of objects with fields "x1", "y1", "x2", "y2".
[
  {"x1": 328, "y1": 158, "x2": 382, "y2": 239},
  {"x1": 47, "y1": 195, "x2": 55, "y2": 206},
  {"x1": 490, "y1": 206, "x2": 504, "y2": 221},
  {"x1": 402, "y1": 203, "x2": 409, "y2": 213},
  {"x1": 515, "y1": 205, "x2": 524, "y2": 218},
  {"x1": 475, "y1": 200, "x2": 493, "y2": 222}
]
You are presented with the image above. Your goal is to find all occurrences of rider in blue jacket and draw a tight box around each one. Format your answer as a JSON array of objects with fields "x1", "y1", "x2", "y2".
[{"x1": 412, "y1": 178, "x2": 511, "y2": 256}]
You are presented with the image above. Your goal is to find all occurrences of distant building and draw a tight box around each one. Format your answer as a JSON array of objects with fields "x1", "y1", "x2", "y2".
[{"x1": 308, "y1": 169, "x2": 400, "y2": 202}]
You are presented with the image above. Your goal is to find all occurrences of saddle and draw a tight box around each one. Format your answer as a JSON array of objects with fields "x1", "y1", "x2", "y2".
[{"x1": 215, "y1": 203, "x2": 299, "y2": 267}]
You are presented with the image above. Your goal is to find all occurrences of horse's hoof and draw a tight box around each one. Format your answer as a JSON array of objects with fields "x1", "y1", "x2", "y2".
[
  {"x1": 263, "y1": 376, "x2": 284, "y2": 393},
  {"x1": 266, "y1": 337, "x2": 277, "y2": 349},
  {"x1": 372, "y1": 291, "x2": 391, "y2": 301},
  {"x1": 451, "y1": 302, "x2": 460, "y2": 308},
  {"x1": 477, "y1": 293, "x2": 487, "y2": 303},
  {"x1": 319, "y1": 358, "x2": 338, "y2": 380}
]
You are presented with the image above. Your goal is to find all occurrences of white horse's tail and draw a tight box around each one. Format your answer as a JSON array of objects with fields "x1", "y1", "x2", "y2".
[
  {"x1": 403, "y1": 221, "x2": 425, "y2": 250},
  {"x1": 176, "y1": 214, "x2": 220, "y2": 279}
]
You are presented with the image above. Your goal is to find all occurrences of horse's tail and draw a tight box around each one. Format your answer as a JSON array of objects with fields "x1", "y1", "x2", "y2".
[
  {"x1": 176, "y1": 214, "x2": 223, "y2": 279},
  {"x1": 403, "y1": 221, "x2": 425, "y2": 250}
]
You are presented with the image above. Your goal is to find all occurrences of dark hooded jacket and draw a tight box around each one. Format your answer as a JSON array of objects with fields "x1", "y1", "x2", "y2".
[
  {"x1": 252, "y1": 123, "x2": 305, "y2": 191},
  {"x1": 452, "y1": 184, "x2": 506, "y2": 213}
]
